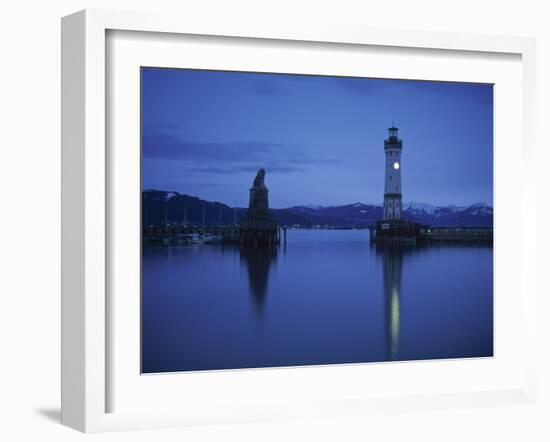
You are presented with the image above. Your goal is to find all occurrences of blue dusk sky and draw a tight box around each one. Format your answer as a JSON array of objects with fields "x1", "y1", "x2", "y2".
[{"x1": 141, "y1": 68, "x2": 493, "y2": 208}]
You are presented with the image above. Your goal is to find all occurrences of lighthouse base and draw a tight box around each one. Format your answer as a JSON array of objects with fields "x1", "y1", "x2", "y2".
[
  {"x1": 370, "y1": 220, "x2": 423, "y2": 244},
  {"x1": 369, "y1": 220, "x2": 494, "y2": 245}
]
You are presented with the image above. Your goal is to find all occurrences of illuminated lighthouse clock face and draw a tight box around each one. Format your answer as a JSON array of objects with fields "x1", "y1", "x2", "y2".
[{"x1": 393, "y1": 162, "x2": 400, "y2": 170}]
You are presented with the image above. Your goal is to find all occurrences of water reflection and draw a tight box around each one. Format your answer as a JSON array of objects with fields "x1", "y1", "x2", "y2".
[
  {"x1": 374, "y1": 243, "x2": 493, "y2": 361},
  {"x1": 142, "y1": 230, "x2": 494, "y2": 373},
  {"x1": 239, "y1": 245, "x2": 278, "y2": 311},
  {"x1": 375, "y1": 245, "x2": 405, "y2": 360}
]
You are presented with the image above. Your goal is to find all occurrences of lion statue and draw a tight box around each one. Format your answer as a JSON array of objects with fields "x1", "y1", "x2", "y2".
[{"x1": 252, "y1": 168, "x2": 266, "y2": 188}]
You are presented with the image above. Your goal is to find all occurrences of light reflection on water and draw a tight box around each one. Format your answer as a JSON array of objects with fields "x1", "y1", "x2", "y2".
[{"x1": 141, "y1": 229, "x2": 493, "y2": 373}]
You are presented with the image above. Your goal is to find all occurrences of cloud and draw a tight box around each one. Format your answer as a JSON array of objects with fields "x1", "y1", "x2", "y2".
[
  {"x1": 143, "y1": 133, "x2": 280, "y2": 160},
  {"x1": 142, "y1": 129, "x2": 339, "y2": 178}
]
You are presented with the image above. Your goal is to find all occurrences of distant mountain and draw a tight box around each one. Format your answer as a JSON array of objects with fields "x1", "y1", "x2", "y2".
[
  {"x1": 399, "y1": 201, "x2": 493, "y2": 227},
  {"x1": 142, "y1": 190, "x2": 246, "y2": 227},
  {"x1": 276, "y1": 203, "x2": 383, "y2": 227},
  {"x1": 142, "y1": 190, "x2": 493, "y2": 228}
]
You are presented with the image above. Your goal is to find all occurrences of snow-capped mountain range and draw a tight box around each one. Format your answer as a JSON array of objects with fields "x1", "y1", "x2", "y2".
[
  {"x1": 142, "y1": 190, "x2": 493, "y2": 228},
  {"x1": 279, "y1": 201, "x2": 492, "y2": 227}
]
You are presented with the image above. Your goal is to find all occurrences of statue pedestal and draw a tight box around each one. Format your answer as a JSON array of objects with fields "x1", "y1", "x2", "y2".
[{"x1": 239, "y1": 169, "x2": 279, "y2": 244}]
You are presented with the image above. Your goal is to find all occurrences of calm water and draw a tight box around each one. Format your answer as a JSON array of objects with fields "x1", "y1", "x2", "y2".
[{"x1": 142, "y1": 229, "x2": 493, "y2": 373}]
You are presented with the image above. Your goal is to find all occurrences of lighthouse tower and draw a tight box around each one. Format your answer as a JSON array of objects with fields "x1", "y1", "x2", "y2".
[{"x1": 383, "y1": 125, "x2": 403, "y2": 220}]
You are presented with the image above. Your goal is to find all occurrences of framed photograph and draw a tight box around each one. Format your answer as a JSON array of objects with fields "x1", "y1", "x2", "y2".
[{"x1": 61, "y1": 9, "x2": 537, "y2": 432}]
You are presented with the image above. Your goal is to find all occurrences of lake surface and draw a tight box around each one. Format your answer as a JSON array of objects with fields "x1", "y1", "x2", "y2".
[{"x1": 141, "y1": 229, "x2": 493, "y2": 373}]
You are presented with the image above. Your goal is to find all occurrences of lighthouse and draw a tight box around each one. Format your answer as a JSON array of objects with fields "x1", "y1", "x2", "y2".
[{"x1": 383, "y1": 125, "x2": 403, "y2": 220}]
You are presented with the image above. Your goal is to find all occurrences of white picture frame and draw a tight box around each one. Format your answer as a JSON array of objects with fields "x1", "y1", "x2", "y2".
[{"x1": 61, "y1": 9, "x2": 537, "y2": 433}]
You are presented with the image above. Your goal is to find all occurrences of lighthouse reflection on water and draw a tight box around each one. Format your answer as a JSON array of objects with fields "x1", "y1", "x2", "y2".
[{"x1": 377, "y1": 245, "x2": 405, "y2": 360}]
